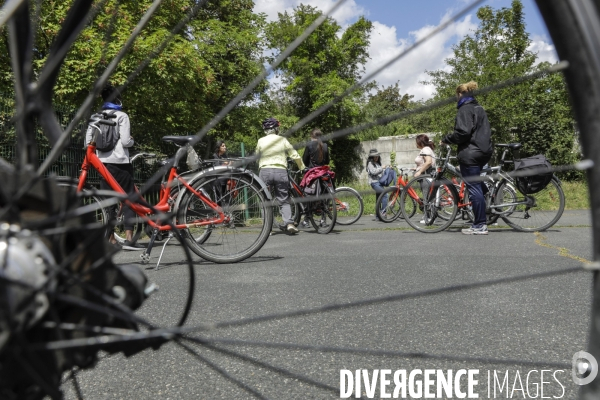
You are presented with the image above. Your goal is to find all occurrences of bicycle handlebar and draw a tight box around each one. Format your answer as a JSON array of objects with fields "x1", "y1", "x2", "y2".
[{"x1": 131, "y1": 152, "x2": 157, "y2": 162}]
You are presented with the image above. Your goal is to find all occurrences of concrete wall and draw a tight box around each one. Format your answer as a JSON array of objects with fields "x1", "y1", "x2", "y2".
[{"x1": 355, "y1": 134, "x2": 437, "y2": 184}]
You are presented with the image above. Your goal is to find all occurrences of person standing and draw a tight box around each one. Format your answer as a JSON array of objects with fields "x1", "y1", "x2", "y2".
[
  {"x1": 256, "y1": 117, "x2": 306, "y2": 234},
  {"x1": 441, "y1": 81, "x2": 493, "y2": 235},
  {"x1": 413, "y1": 134, "x2": 436, "y2": 178},
  {"x1": 413, "y1": 134, "x2": 437, "y2": 224},
  {"x1": 302, "y1": 128, "x2": 329, "y2": 168},
  {"x1": 86, "y1": 84, "x2": 144, "y2": 250},
  {"x1": 299, "y1": 128, "x2": 330, "y2": 227}
]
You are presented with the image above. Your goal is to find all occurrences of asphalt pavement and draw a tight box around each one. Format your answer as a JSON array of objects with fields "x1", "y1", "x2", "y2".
[{"x1": 63, "y1": 210, "x2": 594, "y2": 399}]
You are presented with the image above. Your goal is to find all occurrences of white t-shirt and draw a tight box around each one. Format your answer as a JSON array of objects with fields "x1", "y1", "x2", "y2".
[{"x1": 415, "y1": 146, "x2": 436, "y2": 172}]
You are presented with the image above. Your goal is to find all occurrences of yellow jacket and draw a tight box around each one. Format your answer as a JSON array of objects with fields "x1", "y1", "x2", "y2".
[{"x1": 256, "y1": 133, "x2": 305, "y2": 170}]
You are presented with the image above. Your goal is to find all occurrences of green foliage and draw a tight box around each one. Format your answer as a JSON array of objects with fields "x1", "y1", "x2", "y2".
[
  {"x1": 0, "y1": 0, "x2": 267, "y2": 156},
  {"x1": 424, "y1": 0, "x2": 579, "y2": 179},
  {"x1": 264, "y1": 4, "x2": 372, "y2": 182},
  {"x1": 358, "y1": 82, "x2": 417, "y2": 140}
]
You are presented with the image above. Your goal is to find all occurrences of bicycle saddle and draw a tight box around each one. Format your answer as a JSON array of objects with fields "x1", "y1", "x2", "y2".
[
  {"x1": 495, "y1": 143, "x2": 522, "y2": 150},
  {"x1": 162, "y1": 135, "x2": 197, "y2": 146}
]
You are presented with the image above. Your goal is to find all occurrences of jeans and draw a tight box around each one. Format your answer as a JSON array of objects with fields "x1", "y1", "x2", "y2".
[
  {"x1": 370, "y1": 182, "x2": 388, "y2": 215},
  {"x1": 460, "y1": 164, "x2": 487, "y2": 227},
  {"x1": 259, "y1": 168, "x2": 293, "y2": 225}
]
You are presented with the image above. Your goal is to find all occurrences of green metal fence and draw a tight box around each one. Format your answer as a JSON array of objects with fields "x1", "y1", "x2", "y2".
[{"x1": 0, "y1": 94, "x2": 257, "y2": 204}]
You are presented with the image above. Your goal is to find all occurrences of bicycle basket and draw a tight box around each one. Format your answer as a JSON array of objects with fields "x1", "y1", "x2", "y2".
[{"x1": 513, "y1": 155, "x2": 553, "y2": 194}]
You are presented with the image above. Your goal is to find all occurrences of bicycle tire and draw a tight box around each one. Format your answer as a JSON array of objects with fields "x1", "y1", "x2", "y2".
[
  {"x1": 112, "y1": 203, "x2": 144, "y2": 245},
  {"x1": 307, "y1": 182, "x2": 336, "y2": 234},
  {"x1": 177, "y1": 175, "x2": 273, "y2": 263},
  {"x1": 57, "y1": 181, "x2": 111, "y2": 237},
  {"x1": 400, "y1": 176, "x2": 458, "y2": 233},
  {"x1": 334, "y1": 186, "x2": 364, "y2": 225},
  {"x1": 376, "y1": 186, "x2": 405, "y2": 223},
  {"x1": 436, "y1": 182, "x2": 462, "y2": 222},
  {"x1": 461, "y1": 179, "x2": 501, "y2": 226},
  {"x1": 496, "y1": 177, "x2": 565, "y2": 232}
]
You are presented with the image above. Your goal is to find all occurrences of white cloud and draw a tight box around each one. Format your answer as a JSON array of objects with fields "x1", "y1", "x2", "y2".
[
  {"x1": 254, "y1": 1, "x2": 479, "y2": 100},
  {"x1": 528, "y1": 34, "x2": 558, "y2": 65},
  {"x1": 364, "y1": 15, "x2": 477, "y2": 100},
  {"x1": 253, "y1": 0, "x2": 366, "y2": 26}
]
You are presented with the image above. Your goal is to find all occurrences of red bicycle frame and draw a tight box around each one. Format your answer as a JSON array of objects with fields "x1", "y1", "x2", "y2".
[{"x1": 78, "y1": 143, "x2": 226, "y2": 232}]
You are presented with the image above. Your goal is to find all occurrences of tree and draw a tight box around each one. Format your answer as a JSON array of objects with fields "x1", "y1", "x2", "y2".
[
  {"x1": 358, "y1": 82, "x2": 416, "y2": 140},
  {"x1": 0, "y1": 0, "x2": 267, "y2": 155},
  {"x1": 424, "y1": 0, "x2": 578, "y2": 177},
  {"x1": 265, "y1": 5, "x2": 372, "y2": 182}
]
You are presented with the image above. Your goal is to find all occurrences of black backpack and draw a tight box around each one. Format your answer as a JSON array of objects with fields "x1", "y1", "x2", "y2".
[
  {"x1": 513, "y1": 155, "x2": 553, "y2": 194},
  {"x1": 94, "y1": 111, "x2": 120, "y2": 152}
]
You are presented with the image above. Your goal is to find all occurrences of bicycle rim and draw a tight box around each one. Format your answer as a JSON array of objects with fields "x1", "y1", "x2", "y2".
[
  {"x1": 401, "y1": 176, "x2": 458, "y2": 233},
  {"x1": 308, "y1": 186, "x2": 336, "y2": 234},
  {"x1": 113, "y1": 204, "x2": 143, "y2": 244},
  {"x1": 498, "y1": 178, "x2": 565, "y2": 232},
  {"x1": 377, "y1": 186, "x2": 404, "y2": 223},
  {"x1": 334, "y1": 187, "x2": 363, "y2": 225},
  {"x1": 179, "y1": 176, "x2": 273, "y2": 263}
]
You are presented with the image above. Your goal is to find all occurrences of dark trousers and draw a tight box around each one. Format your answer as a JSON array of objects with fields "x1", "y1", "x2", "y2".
[
  {"x1": 100, "y1": 163, "x2": 136, "y2": 231},
  {"x1": 460, "y1": 164, "x2": 487, "y2": 227}
]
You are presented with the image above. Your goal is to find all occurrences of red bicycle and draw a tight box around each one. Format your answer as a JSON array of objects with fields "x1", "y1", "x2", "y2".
[
  {"x1": 60, "y1": 113, "x2": 273, "y2": 264},
  {"x1": 375, "y1": 167, "x2": 420, "y2": 223}
]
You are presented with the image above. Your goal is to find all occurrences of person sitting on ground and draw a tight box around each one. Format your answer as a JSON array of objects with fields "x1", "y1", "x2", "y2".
[
  {"x1": 366, "y1": 148, "x2": 389, "y2": 221},
  {"x1": 256, "y1": 117, "x2": 306, "y2": 234}
]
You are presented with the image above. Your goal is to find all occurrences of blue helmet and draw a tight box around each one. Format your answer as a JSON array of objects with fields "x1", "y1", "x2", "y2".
[{"x1": 262, "y1": 117, "x2": 280, "y2": 130}]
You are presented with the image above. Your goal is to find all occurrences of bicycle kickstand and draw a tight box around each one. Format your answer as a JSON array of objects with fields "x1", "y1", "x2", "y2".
[
  {"x1": 140, "y1": 227, "x2": 160, "y2": 265},
  {"x1": 155, "y1": 231, "x2": 174, "y2": 271}
]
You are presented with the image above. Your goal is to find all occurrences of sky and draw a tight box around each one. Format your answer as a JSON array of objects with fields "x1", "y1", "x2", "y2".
[{"x1": 253, "y1": 0, "x2": 557, "y2": 100}]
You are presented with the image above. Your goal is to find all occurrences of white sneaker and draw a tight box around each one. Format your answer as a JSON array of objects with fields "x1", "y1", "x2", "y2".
[
  {"x1": 461, "y1": 224, "x2": 489, "y2": 235},
  {"x1": 286, "y1": 224, "x2": 299, "y2": 234},
  {"x1": 419, "y1": 219, "x2": 426, "y2": 224}
]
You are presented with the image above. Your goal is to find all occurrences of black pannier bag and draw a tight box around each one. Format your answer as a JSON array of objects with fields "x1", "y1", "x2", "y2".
[{"x1": 513, "y1": 155, "x2": 553, "y2": 194}]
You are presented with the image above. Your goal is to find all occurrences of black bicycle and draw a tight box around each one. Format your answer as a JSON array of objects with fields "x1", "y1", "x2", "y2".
[{"x1": 271, "y1": 163, "x2": 337, "y2": 234}]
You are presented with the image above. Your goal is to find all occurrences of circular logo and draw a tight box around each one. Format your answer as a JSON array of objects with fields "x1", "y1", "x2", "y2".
[{"x1": 572, "y1": 351, "x2": 598, "y2": 385}]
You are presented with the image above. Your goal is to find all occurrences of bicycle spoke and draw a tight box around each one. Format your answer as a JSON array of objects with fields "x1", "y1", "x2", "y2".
[
  {"x1": 182, "y1": 338, "x2": 345, "y2": 398},
  {"x1": 68, "y1": 368, "x2": 84, "y2": 400},
  {"x1": 175, "y1": 341, "x2": 269, "y2": 400},
  {"x1": 190, "y1": 337, "x2": 571, "y2": 370}
]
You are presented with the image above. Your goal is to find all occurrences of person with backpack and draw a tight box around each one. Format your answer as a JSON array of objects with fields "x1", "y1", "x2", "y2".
[
  {"x1": 85, "y1": 84, "x2": 144, "y2": 250},
  {"x1": 366, "y1": 148, "x2": 389, "y2": 221},
  {"x1": 441, "y1": 81, "x2": 493, "y2": 235},
  {"x1": 256, "y1": 117, "x2": 306, "y2": 235}
]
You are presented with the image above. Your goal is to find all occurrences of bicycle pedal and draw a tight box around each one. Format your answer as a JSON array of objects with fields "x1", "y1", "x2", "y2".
[{"x1": 140, "y1": 252, "x2": 151, "y2": 264}]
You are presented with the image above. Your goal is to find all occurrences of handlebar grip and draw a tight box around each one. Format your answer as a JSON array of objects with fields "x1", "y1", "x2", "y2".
[
  {"x1": 99, "y1": 119, "x2": 116, "y2": 126},
  {"x1": 102, "y1": 112, "x2": 117, "y2": 119}
]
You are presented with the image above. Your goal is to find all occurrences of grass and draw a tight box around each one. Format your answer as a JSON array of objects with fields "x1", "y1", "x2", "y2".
[{"x1": 339, "y1": 180, "x2": 590, "y2": 215}]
